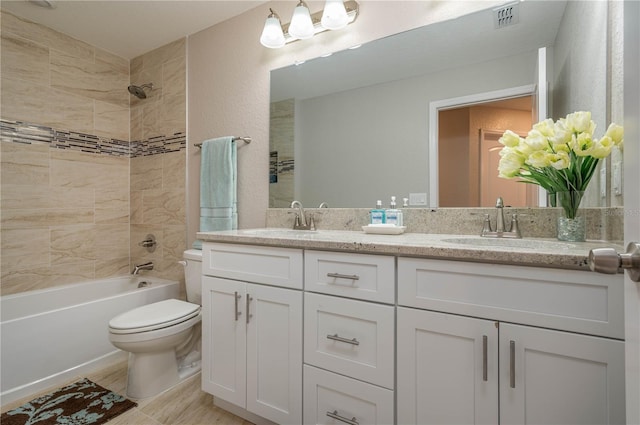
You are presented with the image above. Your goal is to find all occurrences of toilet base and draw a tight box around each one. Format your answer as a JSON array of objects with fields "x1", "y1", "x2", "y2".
[{"x1": 126, "y1": 350, "x2": 180, "y2": 399}]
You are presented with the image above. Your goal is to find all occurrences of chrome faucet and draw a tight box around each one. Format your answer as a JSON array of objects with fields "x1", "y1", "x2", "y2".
[
  {"x1": 290, "y1": 200, "x2": 315, "y2": 230},
  {"x1": 481, "y1": 197, "x2": 521, "y2": 238},
  {"x1": 132, "y1": 261, "x2": 154, "y2": 275}
]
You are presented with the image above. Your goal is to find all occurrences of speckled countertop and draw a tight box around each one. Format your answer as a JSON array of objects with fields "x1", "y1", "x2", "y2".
[{"x1": 197, "y1": 228, "x2": 624, "y2": 271}]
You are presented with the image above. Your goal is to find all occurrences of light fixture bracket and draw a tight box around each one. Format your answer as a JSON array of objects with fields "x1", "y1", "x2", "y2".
[{"x1": 282, "y1": 0, "x2": 359, "y2": 44}]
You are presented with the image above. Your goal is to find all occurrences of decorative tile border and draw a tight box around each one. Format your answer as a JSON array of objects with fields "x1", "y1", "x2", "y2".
[{"x1": 0, "y1": 119, "x2": 185, "y2": 158}]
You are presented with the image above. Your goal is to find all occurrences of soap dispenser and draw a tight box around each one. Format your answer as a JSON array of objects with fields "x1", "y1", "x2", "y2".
[
  {"x1": 370, "y1": 200, "x2": 386, "y2": 224},
  {"x1": 386, "y1": 196, "x2": 402, "y2": 226}
]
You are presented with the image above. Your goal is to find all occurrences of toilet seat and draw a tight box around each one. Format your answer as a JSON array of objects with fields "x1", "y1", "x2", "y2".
[{"x1": 109, "y1": 299, "x2": 201, "y2": 334}]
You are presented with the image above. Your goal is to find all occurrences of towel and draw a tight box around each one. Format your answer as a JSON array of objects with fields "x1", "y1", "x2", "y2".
[{"x1": 193, "y1": 137, "x2": 237, "y2": 249}]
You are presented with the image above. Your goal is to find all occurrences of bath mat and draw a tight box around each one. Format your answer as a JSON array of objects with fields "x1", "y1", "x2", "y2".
[{"x1": 1, "y1": 378, "x2": 137, "y2": 425}]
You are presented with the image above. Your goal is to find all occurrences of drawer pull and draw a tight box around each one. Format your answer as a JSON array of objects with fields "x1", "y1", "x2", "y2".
[
  {"x1": 234, "y1": 291, "x2": 241, "y2": 321},
  {"x1": 326, "y1": 410, "x2": 359, "y2": 425},
  {"x1": 482, "y1": 335, "x2": 488, "y2": 382},
  {"x1": 510, "y1": 340, "x2": 516, "y2": 388},
  {"x1": 327, "y1": 272, "x2": 360, "y2": 281},
  {"x1": 327, "y1": 333, "x2": 360, "y2": 346}
]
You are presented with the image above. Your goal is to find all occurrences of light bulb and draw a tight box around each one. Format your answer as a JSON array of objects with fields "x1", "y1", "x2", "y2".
[
  {"x1": 321, "y1": 0, "x2": 349, "y2": 30},
  {"x1": 260, "y1": 9, "x2": 285, "y2": 48},
  {"x1": 288, "y1": 1, "x2": 314, "y2": 40}
]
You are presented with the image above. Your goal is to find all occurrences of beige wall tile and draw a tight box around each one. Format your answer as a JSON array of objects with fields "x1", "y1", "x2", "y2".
[
  {"x1": 50, "y1": 224, "x2": 96, "y2": 265},
  {"x1": 95, "y1": 208, "x2": 129, "y2": 224},
  {"x1": 95, "y1": 188, "x2": 129, "y2": 223},
  {"x1": 1, "y1": 228, "x2": 50, "y2": 269},
  {"x1": 162, "y1": 225, "x2": 186, "y2": 260},
  {"x1": 163, "y1": 151, "x2": 186, "y2": 189},
  {"x1": 1, "y1": 184, "x2": 94, "y2": 210},
  {"x1": 142, "y1": 189, "x2": 185, "y2": 226},
  {"x1": 1, "y1": 32, "x2": 49, "y2": 86},
  {"x1": 0, "y1": 141, "x2": 49, "y2": 186},
  {"x1": 94, "y1": 224, "x2": 130, "y2": 259},
  {"x1": 50, "y1": 150, "x2": 128, "y2": 189},
  {"x1": 1, "y1": 208, "x2": 94, "y2": 230},
  {"x1": 95, "y1": 101, "x2": 129, "y2": 141},
  {"x1": 162, "y1": 57, "x2": 185, "y2": 98},
  {"x1": 1, "y1": 10, "x2": 94, "y2": 62},
  {"x1": 130, "y1": 190, "x2": 144, "y2": 224},
  {"x1": 130, "y1": 107, "x2": 143, "y2": 141},
  {"x1": 159, "y1": 93, "x2": 186, "y2": 136},
  {"x1": 141, "y1": 101, "x2": 160, "y2": 139},
  {"x1": 0, "y1": 262, "x2": 95, "y2": 296},
  {"x1": 95, "y1": 47, "x2": 129, "y2": 75},
  {"x1": 95, "y1": 257, "x2": 130, "y2": 279},
  {"x1": 138, "y1": 38, "x2": 185, "y2": 73},
  {"x1": 131, "y1": 155, "x2": 162, "y2": 191}
]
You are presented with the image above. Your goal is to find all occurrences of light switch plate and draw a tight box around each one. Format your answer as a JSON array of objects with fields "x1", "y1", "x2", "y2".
[{"x1": 409, "y1": 192, "x2": 427, "y2": 206}]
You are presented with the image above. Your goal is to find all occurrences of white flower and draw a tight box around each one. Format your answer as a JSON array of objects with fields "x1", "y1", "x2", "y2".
[
  {"x1": 526, "y1": 150, "x2": 551, "y2": 168},
  {"x1": 532, "y1": 118, "x2": 556, "y2": 137},
  {"x1": 565, "y1": 111, "x2": 595, "y2": 134},
  {"x1": 498, "y1": 130, "x2": 521, "y2": 147},
  {"x1": 551, "y1": 118, "x2": 572, "y2": 145},
  {"x1": 524, "y1": 129, "x2": 549, "y2": 151},
  {"x1": 591, "y1": 136, "x2": 614, "y2": 159},
  {"x1": 549, "y1": 151, "x2": 570, "y2": 170},
  {"x1": 571, "y1": 132, "x2": 594, "y2": 157},
  {"x1": 498, "y1": 149, "x2": 525, "y2": 178},
  {"x1": 604, "y1": 123, "x2": 624, "y2": 146}
]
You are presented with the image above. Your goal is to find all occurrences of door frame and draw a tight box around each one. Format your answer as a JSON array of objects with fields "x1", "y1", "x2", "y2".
[{"x1": 428, "y1": 84, "x2": 535, "y2": 207}]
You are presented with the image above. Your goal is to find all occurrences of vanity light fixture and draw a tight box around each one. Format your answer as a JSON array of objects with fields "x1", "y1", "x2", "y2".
[
  {"x1": 260, "y1": 9, "x2": 286, "y2": 49},
  {"x1": 260, "y1": 0, "x2": 359, "y2": 48}
]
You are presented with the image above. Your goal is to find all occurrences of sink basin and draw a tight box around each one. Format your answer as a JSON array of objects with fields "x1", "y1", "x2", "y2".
[{"x1": 441, "y1": 237, "x2": 577, "y2": 250}]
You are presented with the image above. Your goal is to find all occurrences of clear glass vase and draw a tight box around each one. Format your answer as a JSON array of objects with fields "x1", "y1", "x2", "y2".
[{"x1": 556, "y1": 191, "x2": 586, "y2": 242}]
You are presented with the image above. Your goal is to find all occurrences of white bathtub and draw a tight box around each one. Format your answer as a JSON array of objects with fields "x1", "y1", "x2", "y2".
[{"x1": 1, "y1": 275, "x2": 180, "y2": 406}]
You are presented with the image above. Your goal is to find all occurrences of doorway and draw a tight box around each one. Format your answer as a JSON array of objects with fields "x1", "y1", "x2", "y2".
[{"x1": 436, "y1": 95, "x2": 537, "y2": 207}]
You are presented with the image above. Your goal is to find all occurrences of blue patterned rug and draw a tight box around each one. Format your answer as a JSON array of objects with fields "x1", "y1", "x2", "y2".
[{"x1": 1, "y1": 378, "x2": 137, "y2": 425}]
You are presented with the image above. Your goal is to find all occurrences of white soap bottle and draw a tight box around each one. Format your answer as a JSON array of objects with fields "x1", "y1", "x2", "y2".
[{"x1": 386, "y1": 196, "x2": 401, "y2": 226}]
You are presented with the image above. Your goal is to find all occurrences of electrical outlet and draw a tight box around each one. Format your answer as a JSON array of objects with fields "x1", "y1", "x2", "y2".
[
  {"x1": 600, "y1": 167, "x2": 607, "y2": 198},
  {"x1": 613, "y1": 162, "x2": 622, "y2": 195},
  {"x1": 409, "y1": 193, "x2": 427, "y2": 206}
]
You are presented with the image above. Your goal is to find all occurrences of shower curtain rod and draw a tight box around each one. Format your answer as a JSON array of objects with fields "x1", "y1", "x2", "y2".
[{"x1": 194, "y1": 137, "x2": 252, "y2": 148}]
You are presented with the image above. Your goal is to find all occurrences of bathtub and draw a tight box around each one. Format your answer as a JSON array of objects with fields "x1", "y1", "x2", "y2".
[{"x1": 1, "y1": 275, "x2": 180, "y2": 406}]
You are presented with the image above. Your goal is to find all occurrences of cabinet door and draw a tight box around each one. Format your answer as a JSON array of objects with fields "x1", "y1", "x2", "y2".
[
  {"x1": 500, "y1": 323, "x2": 625, "y2": 425},
  {"x1": 201, "y1": 276, "x2": 246, "y2": 408},
  {"x1": 397, "y1": 307, "x2": 499, "y2": 425},
  {"x1": 246, "y1": 283, "x2": 303, "y2": 425}
]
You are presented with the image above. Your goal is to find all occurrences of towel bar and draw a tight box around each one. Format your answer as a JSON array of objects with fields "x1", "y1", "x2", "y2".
[{"x1": 194, "y1": 137, "x2": 251, "y2": 148}]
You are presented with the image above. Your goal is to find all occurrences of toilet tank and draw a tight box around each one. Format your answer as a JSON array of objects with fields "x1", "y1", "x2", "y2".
[{"x1": 183, "y1": 249, "x2": 202, "y2": 305}]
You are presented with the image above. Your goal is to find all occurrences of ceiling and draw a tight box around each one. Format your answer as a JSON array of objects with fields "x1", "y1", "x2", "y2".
[{"x1": 0, "y1": 0, "x2": 268, "y2": 59}]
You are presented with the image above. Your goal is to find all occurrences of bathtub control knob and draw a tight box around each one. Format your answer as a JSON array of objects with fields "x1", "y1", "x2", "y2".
[{"x1": 138, "y1": 234, "x2": 157, "y2": 253}]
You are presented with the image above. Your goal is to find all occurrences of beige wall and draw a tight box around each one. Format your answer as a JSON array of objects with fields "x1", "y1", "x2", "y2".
[
  {"x1": 1, "y1": 10, "x2": 186, "y2": 296},
  {"x1": 187, "y1": 0, "x2": 503, "y2": 247}
]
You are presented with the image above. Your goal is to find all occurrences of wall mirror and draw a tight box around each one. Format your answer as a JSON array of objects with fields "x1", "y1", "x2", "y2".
[{"x1": 269, "y1": 0, "x2": 622, "y2": 209}]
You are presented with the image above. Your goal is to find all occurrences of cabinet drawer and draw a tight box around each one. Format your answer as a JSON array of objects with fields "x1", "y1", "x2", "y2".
[
  {"x1": 202, "y1": 242, "x2": 303, "y2": 289},
  {"x1": 398, "y1": 257, "x2": 625, "y2": 339},
  {"x1": 303, "y1": 365, "x2": 394, "y2": 425},
  {"x1": 304, "y1": 250, "x2": 395, "y2": 303},
  {"x1": 304, "y1": 293, "x2": 394, "y2": 389}
]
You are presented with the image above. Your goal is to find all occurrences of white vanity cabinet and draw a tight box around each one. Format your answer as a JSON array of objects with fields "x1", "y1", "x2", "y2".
[
  {"x1": 201, "y1": 243, "x2": 303, "y2": 425},
  {"x1": 303, "y1": 250, "x2": 395, "y2": 425},
  {"x1": 397, "y1": 257, "x2": 626, "y2": 425}
]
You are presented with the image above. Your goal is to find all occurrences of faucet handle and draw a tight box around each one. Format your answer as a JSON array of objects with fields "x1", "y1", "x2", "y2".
[
  {"x1": 495, "y1": 197, "x2": 504, "y2": 208},
  {"x1": 481, "y1": 214, "x2": 493, "y2": 235},
  {"x1": 509, "y1": 213, "x2": 522, "y2": 238}
]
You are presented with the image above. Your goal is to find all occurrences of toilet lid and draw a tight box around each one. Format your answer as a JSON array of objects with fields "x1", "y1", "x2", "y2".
[{"x1": 109, "y1": 299, "x2": 201, "y2": 333}]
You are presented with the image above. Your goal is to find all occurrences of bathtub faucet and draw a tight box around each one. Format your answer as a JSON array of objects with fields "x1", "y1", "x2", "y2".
[{"x1": 132, "y1": 262, "x2": 154, "y2": 275}]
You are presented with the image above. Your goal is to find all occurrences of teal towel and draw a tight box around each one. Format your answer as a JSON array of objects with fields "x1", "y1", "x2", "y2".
[{"x1": 193, "y1": 137, "x2": 237, "y2": 249}]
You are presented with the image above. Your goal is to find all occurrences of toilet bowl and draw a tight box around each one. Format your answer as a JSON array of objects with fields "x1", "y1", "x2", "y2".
[{"x1": 108, "y1": 249, "x2": 203, "y2": 399}]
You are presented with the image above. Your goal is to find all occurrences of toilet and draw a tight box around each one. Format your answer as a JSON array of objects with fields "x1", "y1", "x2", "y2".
[{"x1": 108, "y1": 249, "x2": 203, "y2": 399}]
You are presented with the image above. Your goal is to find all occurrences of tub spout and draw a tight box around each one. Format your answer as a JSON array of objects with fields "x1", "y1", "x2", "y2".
[{"x1": 132, "y1": 262, "x2": 154, "y2": 275}]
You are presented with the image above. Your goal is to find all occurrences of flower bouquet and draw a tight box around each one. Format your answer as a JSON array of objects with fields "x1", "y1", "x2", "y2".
[{"x1": 497, "y1": 111, "x2": 623, "y2": 241}]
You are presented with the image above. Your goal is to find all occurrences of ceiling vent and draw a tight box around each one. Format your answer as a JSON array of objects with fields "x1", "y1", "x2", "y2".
[{"x1": 494, "y1": 3, "x2": 519, "y2": 29}]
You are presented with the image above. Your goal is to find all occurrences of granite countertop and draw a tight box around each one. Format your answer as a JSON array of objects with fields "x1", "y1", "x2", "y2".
[{"x1": 197, "y1": 228, "x2": 624, "y2": 271}]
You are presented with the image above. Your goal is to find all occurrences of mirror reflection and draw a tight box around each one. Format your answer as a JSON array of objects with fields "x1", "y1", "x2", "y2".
[{"x1": 269, "y1": 0, "x2": 621, "y2": 209}]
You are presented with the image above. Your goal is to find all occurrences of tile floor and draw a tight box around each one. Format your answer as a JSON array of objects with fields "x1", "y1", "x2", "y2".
[{"x1": 1, "y1": 359, "x2": 253, "y2": 425}]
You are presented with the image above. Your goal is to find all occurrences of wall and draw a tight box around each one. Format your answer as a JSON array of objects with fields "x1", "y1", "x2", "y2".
[
  {"x1": 129, "y1": 40, "x2": 187, "y2": 286},
  {"x1": 187, "y1": 0, "x2": 503, "y2": 247},
  {"x1": 1, "y1": 10, "x2": 130, "y2": 295},
  {"x1": 0, "y1": 10, "x2": 187, "y2": 295}
]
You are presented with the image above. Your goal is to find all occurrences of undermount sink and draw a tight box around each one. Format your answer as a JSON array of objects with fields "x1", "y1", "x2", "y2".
[{"x1": 441, "y1": 237, "x2": 577, "y2": 250}]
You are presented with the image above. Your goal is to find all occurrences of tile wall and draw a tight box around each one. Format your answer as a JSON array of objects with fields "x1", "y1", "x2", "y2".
[{"x1": 0, "y1": 10, "x2": 187, "y2": 296}]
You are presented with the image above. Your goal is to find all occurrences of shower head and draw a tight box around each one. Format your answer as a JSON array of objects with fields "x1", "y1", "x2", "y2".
[{"x1": 128, "y1": 83, "x2": 153, "y2": 99}]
